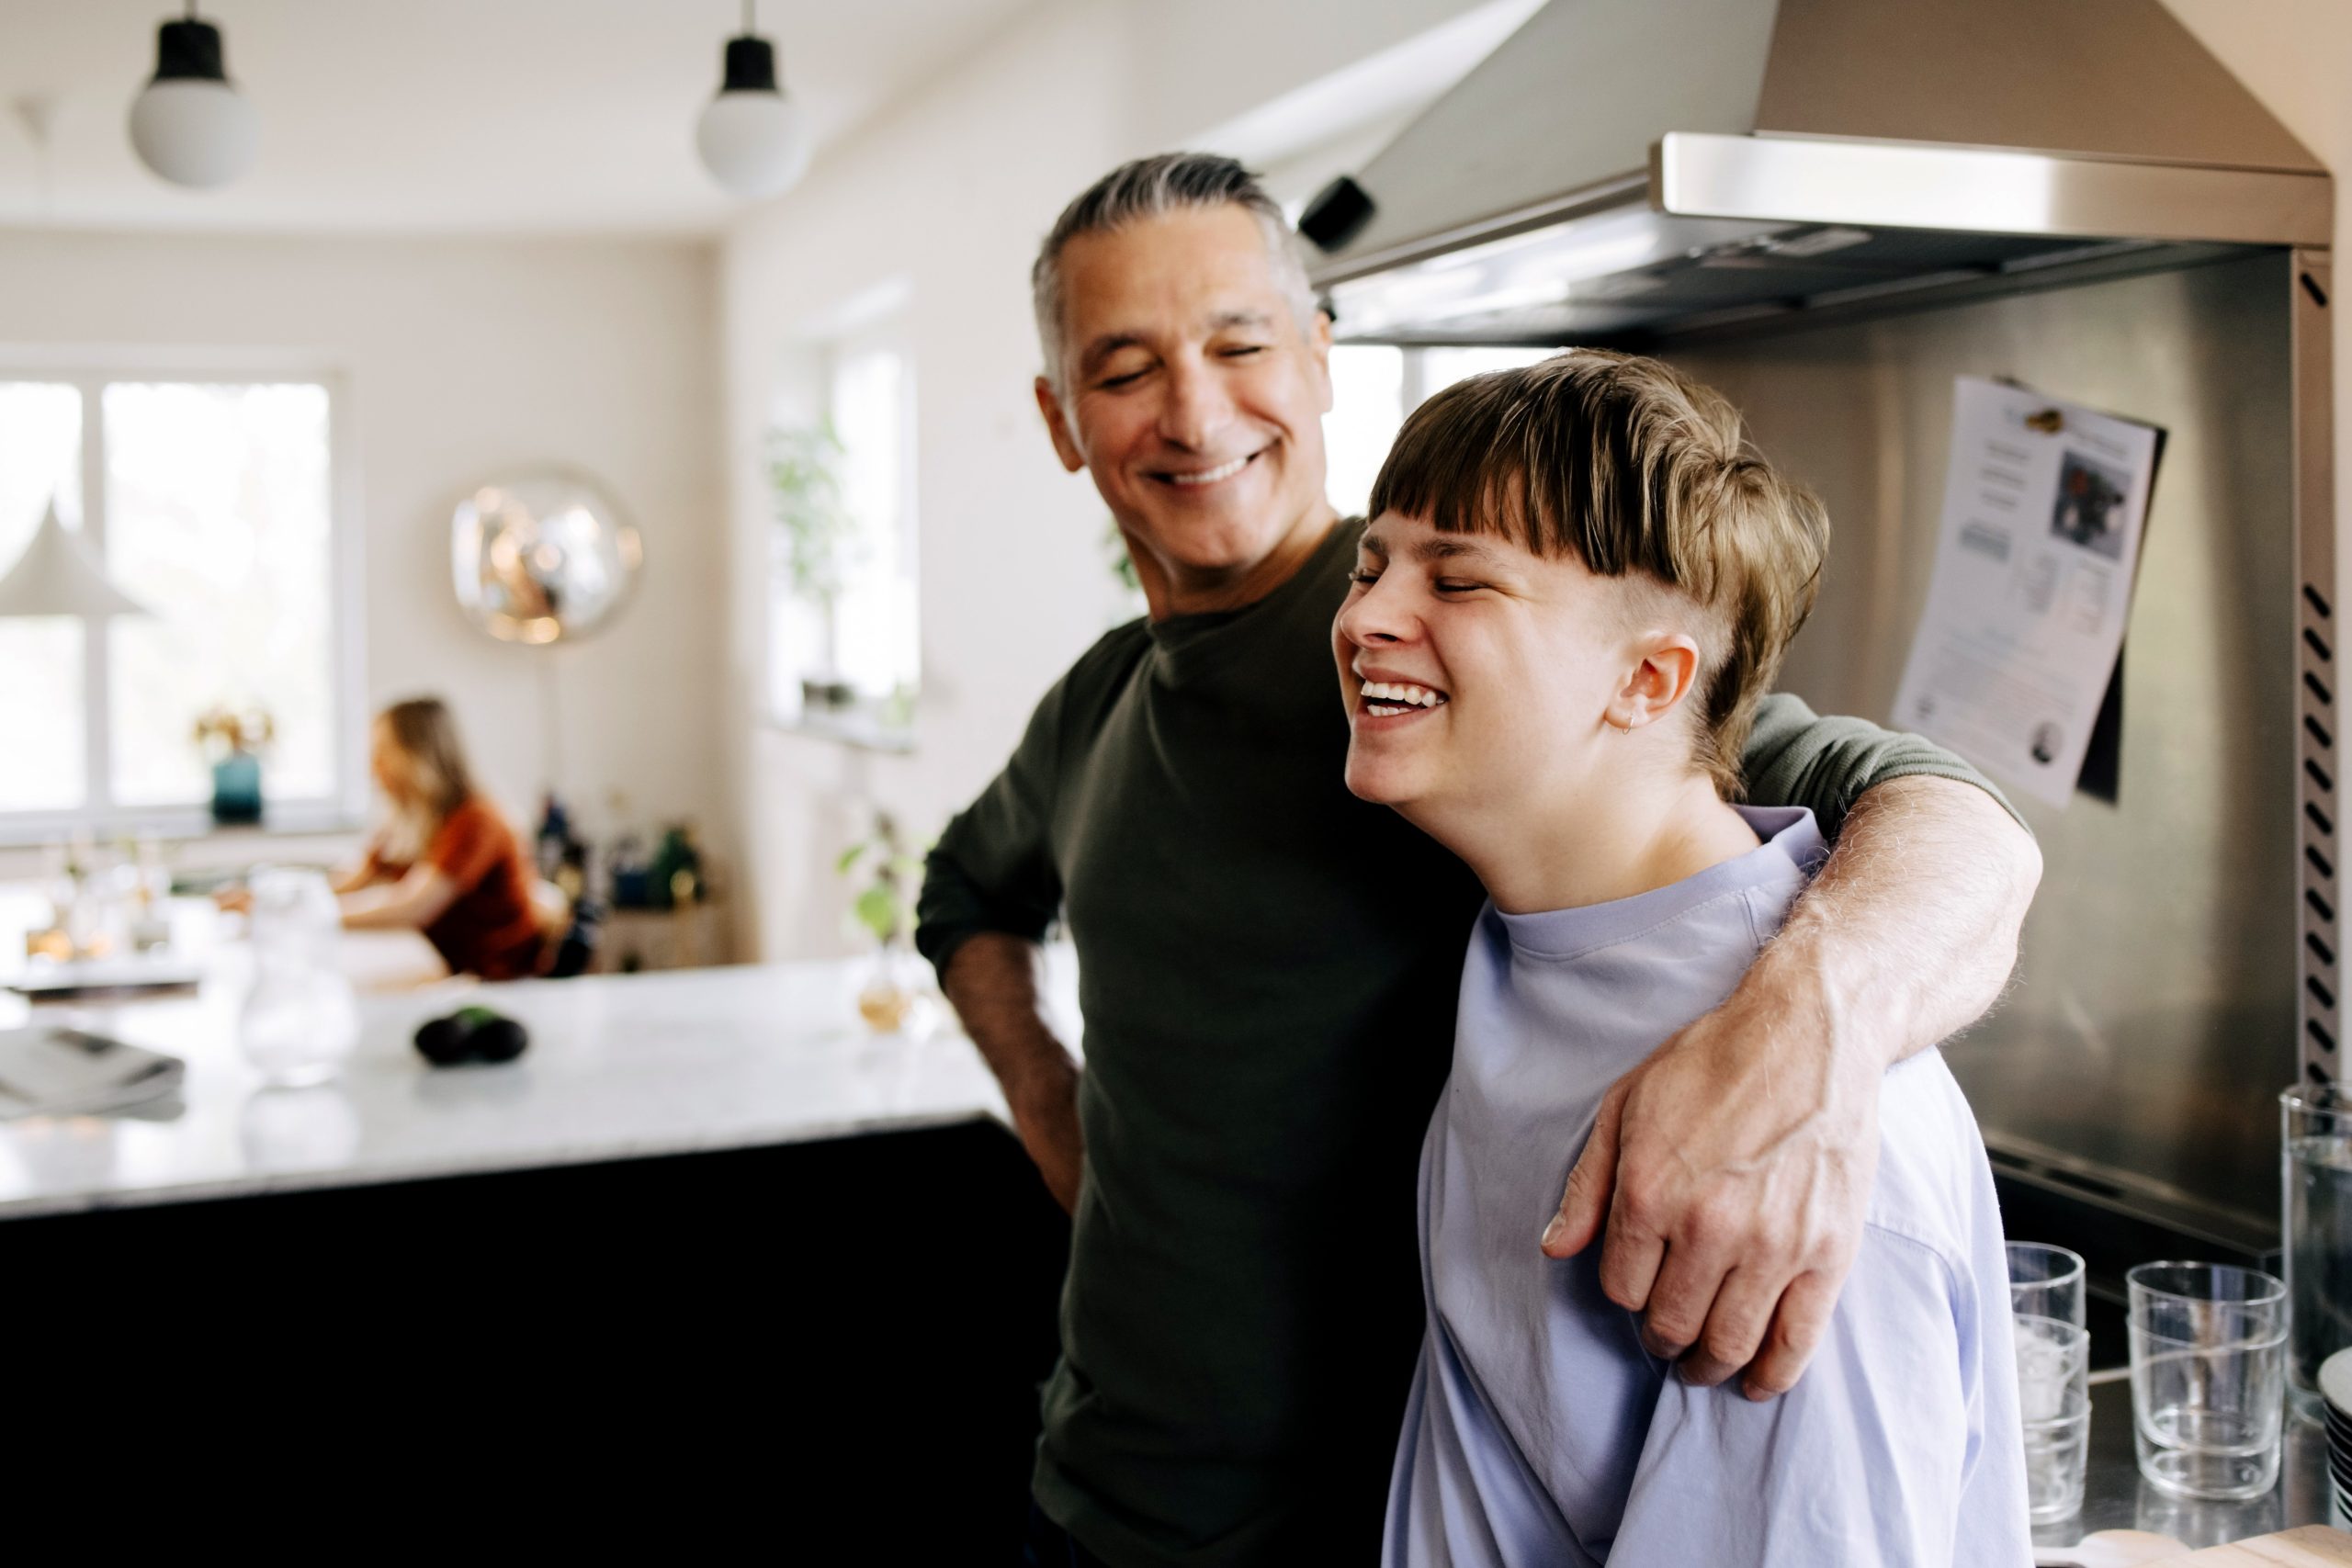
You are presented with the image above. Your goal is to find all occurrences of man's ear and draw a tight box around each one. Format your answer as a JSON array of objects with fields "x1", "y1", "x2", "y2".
[
  {"x1": 1035, "y1": 376, "x2": 1086, "y2": 474},
  {"x1": 1309, "y1": 309, "x2": 1335, "y2": 415},
  {"x1": 1619, "y1": 634, "x2": 1703, "y2": 729}
]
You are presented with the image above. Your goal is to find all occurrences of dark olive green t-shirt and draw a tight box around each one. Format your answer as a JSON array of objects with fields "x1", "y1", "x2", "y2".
[{"x1": 917, "y1": 519, "x2": 2010, "y2": 1567}]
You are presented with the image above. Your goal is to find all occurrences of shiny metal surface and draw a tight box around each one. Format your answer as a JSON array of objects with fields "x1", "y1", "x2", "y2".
[
  {"x1": 1311, "y1": 0, "x2": 1776, "y2": 282},
  {"x1": 2035, "y1": 1378, "x2": 2333, "y2": 1554},
  {"x1": 1657, "y1": 132, "x2": 2332, "y2": 248},
  {"x1": 2292, "y1": 252, "x2": 2339, "y2": 1094},
  {"x1": 1308, "y1": 0, "x2": 2327, "y2": 344},
  {"x1": 1674, "y1": 252, "x2": 2298, "y2": 1228},
  {"x1": 450, "y1": 473, "x2": 642, "y2": 645},
  {"x1": 1755, "y1": 0, "x2": 2322, "y2": 175}
]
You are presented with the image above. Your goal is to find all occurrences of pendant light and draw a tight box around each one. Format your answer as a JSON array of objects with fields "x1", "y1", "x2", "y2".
[
  {"x1": 129, "y1": 2, "x2": 258, "y2": 189},
  {"x1": 695, "y1": 0, "x2": 808, "y2": 198},
  {"x1": 0, "y1": 502, "x2": 151, "y2": 620}
]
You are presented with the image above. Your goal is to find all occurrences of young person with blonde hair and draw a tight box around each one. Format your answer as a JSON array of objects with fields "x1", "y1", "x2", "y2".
[
  {"x1": 334, "y1": 696, "x2": 545, "y2": 980},
  {"x1": 1339, "y1": 352, "x2": 2029, "y2": 1565}
]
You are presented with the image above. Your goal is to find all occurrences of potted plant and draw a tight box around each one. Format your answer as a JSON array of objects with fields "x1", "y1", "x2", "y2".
[
  {"x1": 194, "y1": 703, "x2": 275, "y2": 826},
  {"x1": 836, "y1": 809, "x2": 926, "y2": 1032},
  {"x1": 767, "y1": 422, "x2": 863, "y2": 713}
]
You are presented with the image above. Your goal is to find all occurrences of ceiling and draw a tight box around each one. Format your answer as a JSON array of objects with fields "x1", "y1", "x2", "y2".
[{"x1": 0, "y1": 0, "x2": 1040, "y2": 235}]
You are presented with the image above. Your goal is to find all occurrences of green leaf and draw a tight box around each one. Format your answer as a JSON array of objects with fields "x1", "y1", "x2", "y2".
[
  {"x1": 835, "y1": 843, "x2": 866, "y2": 875},
  {"x1": 853, "y1": 886, "x2": 901, "y2": 943}
]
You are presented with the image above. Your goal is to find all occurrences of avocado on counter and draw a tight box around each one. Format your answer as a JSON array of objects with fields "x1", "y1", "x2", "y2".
[{"x1": 412, "y1": 1005, "x2": 531, "y2": 1066}]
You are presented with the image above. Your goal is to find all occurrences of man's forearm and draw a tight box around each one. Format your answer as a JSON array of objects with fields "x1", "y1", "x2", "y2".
[
  {"x1": 1763, "y1": 773, "x2": 2041, "y2": 1067},
  {"x1": 942, "y1": 931, "x2": 1083, "y2": 1209},
  {"x1": 943, "y1": 932, "x2": 1077, "y2": 1093},
  {"x1": 1546, "y1": 774, "x2": 2040, "y2": 1397}
]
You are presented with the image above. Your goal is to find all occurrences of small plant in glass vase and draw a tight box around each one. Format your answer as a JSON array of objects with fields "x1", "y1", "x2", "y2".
[
  {"x1": 837, "y1": 810, "x2": 927, "y2": 1033},
  {"x1": 194, "y1": 703, "x2": 275, "y2": 826},
  {"x1": 768, "y1": 422, "x2": 865, "y2": 715}
]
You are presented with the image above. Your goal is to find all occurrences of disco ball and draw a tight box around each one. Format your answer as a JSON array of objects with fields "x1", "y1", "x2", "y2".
[{"x1": 450, "y1": 474, "x2": 643, "y2": 644}]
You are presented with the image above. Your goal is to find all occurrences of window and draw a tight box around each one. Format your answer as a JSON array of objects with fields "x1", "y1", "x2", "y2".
[
  {"x1": 1323, "y1": 344, "x2": 1558, "y2": 520},
  {"x1": 0, "y1": 373, "x2": 352, "y2": 833},
  {"x1": 766, "y1": 310, "x2": 919, "y2": 748}
]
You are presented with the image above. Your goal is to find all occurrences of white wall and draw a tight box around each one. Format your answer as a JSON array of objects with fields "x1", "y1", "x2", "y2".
[
  {"x1": 720, "y1": 0, "x2": 1512, "y2": 960},
  {"x1": 0, "y1": 230, "x2": 729, "y2": 897}
]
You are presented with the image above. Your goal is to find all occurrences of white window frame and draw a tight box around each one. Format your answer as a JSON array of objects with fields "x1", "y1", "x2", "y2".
[
  {"x1": 764, "y1": 280, "x2": 920, "y2": 752},
  {"x1": 0, "y1": 347, "x2": 367, "y2": 841}
]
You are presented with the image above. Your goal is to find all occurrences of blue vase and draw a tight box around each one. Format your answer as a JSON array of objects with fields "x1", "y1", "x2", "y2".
[{"x1": 211, "y1": 750, "x2": 264, "y2": 826}]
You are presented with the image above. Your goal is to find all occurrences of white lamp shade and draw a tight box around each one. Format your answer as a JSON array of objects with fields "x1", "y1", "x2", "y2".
[
  {"x1": 695, "y1": 90, "x2": 808, "y2": 197},
  {"x1": 0, "y1": 503, "x2": 151, "y2": 619},
  {"x1": 130, "y1": 79, "x2": 258, "y2": 188}
]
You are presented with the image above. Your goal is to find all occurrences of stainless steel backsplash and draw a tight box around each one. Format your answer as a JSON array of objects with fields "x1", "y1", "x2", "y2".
[{"x1": 1671, "y1": 250, "x2": 2294, "y2": 1238}]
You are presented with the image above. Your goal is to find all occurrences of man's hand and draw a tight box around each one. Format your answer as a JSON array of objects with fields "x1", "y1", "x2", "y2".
[
  {"x1": 1540, "y1": 775, "x2": 2039, "y2": 1399},
  {"x1": 1540, "y1": 969, "x2": 1877, "y2": 1399}
]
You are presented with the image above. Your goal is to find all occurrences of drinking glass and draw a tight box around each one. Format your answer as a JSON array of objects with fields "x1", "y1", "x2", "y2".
[
  {"x1": 2024, "y1": 1393, "x2": 2092, "y2": 1523},
  {"x1": 2284, "y1": 1085, "x2": 2352, "y2": 1419},
  {"x1": 2008, "y1": 1242, "x2": 2087, "y2": 1329},
  {"x1": 2127, "y1": 1261, "x2": 2289, "y2": 1500},
  {"x1": 2015, "y1": 1313, "x2": 2091, "y2": 1520}
]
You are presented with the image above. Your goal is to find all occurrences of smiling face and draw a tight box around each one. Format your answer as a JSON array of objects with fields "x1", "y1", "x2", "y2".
[
  {"x1": 1035, "y1": 204, "x2": 1336, "y2": 613},
  {"x1": 1333, "y1": 513, "x2": 1707, "y2": 834}
]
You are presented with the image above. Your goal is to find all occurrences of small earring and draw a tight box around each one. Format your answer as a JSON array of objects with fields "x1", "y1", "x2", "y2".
[{"x1": 1611, "y1": 716, "x2": 1632, "y2": 737}]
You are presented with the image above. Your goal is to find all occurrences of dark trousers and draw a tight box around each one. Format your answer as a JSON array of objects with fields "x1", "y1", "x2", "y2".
[{"x1": 1022, "y1": 1500, "x2": 1112, "y2": 1568}]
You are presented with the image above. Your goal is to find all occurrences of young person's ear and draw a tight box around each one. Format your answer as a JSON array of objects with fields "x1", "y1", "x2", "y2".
[
  {"x1": 1615, "y1": 634, "x2": 1703, "y2": 731},
  {"x1": 1035, "y1": 376, "x2": 1087, "y2": 474}
]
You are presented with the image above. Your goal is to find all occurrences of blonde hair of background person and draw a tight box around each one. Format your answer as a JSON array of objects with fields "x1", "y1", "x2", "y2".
[{"x1": 372, "y1": 696, "x2": 478, "y2": 865}]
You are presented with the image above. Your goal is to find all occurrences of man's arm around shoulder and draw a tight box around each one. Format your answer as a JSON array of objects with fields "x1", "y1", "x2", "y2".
[{"x1": 1543, "y1": 695, "x2": 2041, "y2": 1397}]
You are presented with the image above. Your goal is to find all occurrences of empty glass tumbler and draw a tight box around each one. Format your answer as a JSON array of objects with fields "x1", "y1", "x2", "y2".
[
  {"x1": 238, "y1": 867, "x2": 357, "y2": 1087},
  {"x1": 2284, "y1": 1085, "x2": 2352, "y2": 1419},
  {"x1": 2126, "y1": 1261, "x2": 2289, "y2": 1501},
  {"x1": 2008, "y1": 1242, "x2": 2088, "y2": 1329},
  {"x1": 2015, "y1": 1313, "x2": 2092, "y2": 1521}
]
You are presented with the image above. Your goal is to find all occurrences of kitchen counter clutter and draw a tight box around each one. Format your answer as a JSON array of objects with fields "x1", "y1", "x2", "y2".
[
  {"x1": 0, "y1": 953, "x2": 1019, "y2": 1220},
  {"x1": 2034, "y1": 1378, "x2": 2342, "y2": 1558}
]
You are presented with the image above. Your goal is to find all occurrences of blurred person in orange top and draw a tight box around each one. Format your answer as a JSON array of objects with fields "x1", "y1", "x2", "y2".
[
  {"x1": 339, "y1": 696, "x2": 546, "y2": 979},
  {"x1": 225, "y1": 697, "x2": 546, "y2": 979}
]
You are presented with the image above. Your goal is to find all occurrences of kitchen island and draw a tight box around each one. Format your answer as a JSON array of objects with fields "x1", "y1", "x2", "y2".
[
  {"x1": 1, "y1": 953, "x2": 1072, "y2": 1551},
  {"x1": 0, "y1": 955, "x2": 1033, "y2": 1217}
]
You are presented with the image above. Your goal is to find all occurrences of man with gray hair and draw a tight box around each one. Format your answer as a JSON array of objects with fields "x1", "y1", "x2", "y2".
[{"x1": 920, "y1": 152, "x2": 2040, "y2": 1566}]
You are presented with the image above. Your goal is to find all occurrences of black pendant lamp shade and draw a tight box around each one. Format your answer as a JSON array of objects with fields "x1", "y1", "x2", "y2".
[
  {"x1": 151, "y1": 17, "x2": 232, "y2": 84},
  {"x1": 721, "y1": 34, "x2": 781, "y2": 95}
]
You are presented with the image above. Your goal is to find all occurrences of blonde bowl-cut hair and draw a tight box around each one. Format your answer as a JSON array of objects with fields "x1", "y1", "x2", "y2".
[
  {"x1": 1367, "y1": 349, "x2": 1829, "y2": 795},
  {"x1": 375, "y1": 696, "x2": 479, "y2": 863}
]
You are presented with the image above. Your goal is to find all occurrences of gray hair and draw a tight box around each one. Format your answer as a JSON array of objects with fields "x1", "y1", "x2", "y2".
[{"x1": 1032, "y1": 152, "x2": 1318, "y2": 394}]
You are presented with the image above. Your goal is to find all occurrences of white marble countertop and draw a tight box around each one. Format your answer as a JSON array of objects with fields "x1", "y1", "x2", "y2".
[{"x1": 0, "y1": 952, "x2": 1042, "y2": 1220}]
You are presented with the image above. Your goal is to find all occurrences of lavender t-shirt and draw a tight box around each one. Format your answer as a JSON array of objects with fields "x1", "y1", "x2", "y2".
[{"x1": 1384, "y1": 807, "x2": 2030, "y2": 1567}]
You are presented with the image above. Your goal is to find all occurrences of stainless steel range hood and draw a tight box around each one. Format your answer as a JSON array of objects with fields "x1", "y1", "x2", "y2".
[{"x1": 1303, "y1": 0, "x2": 2331, "y2": 345}]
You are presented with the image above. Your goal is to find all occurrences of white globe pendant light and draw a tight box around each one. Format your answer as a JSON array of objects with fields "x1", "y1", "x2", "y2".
[
  {"x1": 695, "y1": 1, "x2": 808, "y2": 198},
  {"x1": 129, "y1": 3, "x2": 257, "y2": 188}
]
